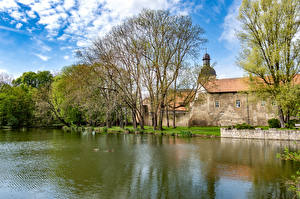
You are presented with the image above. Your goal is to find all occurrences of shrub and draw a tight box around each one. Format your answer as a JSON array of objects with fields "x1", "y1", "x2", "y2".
[
  {"x1": 234, "y1": 123, "x2": 255, "y2": 130},
  {"x1": 124, "y1": 128, "x2": 132, "y2": 133},
  {"x1": 268, "y1": 118, "x2": 281, "y2": 128},
  {"x1": 70, "y1": 125, "x2": 77, "y2": 132},
  {"x1": 286, "y1": 119, "x2": 298, "y2": 129},
  {"x1": 179, "y1": 130, "x2": 192, "y2": 137},
  {"x1": 135, "y1": 128, "x2": 144, "y2": 134},
  {"x1": 62, "y1": 126, "x2": 70, "y2": 132},
  {"x1": 102, "y1": 127, "x2": 108, "y2": 133}
]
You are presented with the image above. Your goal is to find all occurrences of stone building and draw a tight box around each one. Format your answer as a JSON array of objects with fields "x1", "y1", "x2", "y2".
[{"x1": 144, "y1": 53, "x2": 300, "y2": 127}]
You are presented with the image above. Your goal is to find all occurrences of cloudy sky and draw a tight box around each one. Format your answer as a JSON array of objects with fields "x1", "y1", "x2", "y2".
[{"x1": 0, "y1": 0, "x2": 245, "y2": 78}]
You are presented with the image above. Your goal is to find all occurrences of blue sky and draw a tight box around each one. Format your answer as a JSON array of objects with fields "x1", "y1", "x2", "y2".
[{"x1": 0, "y1": 0, "x2": 244, "y2": 78}]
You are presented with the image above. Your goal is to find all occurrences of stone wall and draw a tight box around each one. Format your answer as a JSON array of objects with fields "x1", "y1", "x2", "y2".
[
  {"x1": 189, "y1": 92, "x2": 276, "y2": 126},
  {"x1": 144, "y1": 92, "x2": 277, "y2": 127},
  {"x1": 221, "y1": 128, "x2": 300, "y2": 141}
]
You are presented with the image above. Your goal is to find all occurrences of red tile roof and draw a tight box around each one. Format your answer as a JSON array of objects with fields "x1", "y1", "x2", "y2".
[{"x1": 204, "y1": 74, "x2": 300, "y2": 93}]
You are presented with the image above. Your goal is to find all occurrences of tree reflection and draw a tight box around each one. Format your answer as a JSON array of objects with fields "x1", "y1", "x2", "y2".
[{"x1": 0, "y1": 130, "x2": 297, "y2": 198}]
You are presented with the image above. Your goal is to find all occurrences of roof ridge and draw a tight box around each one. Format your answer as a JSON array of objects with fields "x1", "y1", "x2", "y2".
[{"x1": 216, "y1": 76, "x2": 248, "y2": 80}]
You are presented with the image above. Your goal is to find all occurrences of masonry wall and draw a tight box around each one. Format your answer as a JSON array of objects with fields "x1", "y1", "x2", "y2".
[
  {"x1": 144, "y1": 92, "x2": 277, "y2": 127},
  {"x1": 221, "y1": 128, "x2": 300, "y2": 140},
  {"x1": 188, "y1": 92, "x2": 276, "y2": 126}
]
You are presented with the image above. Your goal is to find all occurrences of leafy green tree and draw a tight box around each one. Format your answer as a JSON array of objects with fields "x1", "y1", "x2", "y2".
[
  {"x1": 238, "y1": 0, "x2": 300, "y2": 127},
  {"x1": 13, "y1": 71, "x2": 53, "y2": 88},
  {"x1": 0, "y1": 86, "x2": 34, "y2": 127}
]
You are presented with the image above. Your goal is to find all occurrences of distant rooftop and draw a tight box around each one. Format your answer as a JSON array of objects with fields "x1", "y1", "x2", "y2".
[{"x1": 204, "y1": 74, "x2": 300, "y2": 93}]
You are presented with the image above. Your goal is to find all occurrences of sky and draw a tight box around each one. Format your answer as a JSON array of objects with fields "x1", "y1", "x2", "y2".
[{"x1": 0, "y1": 0, "x2": 245, "y2": 79}]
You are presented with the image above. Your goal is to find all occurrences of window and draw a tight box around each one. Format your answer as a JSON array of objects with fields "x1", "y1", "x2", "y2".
[
  {"x1": 236, "y1": 100, "x2": 241, "y2": 108},
  {"x1": 215, "y1": 100, "x2": 219, "y2": 108}
]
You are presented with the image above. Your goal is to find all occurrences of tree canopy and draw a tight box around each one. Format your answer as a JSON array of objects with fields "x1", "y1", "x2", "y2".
[{"x1": 238, "y1": 0, "x2": 300, "y2": 127}]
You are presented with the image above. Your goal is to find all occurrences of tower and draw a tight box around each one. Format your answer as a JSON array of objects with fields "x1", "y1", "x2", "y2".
[
  {"x1": 200, "y1": 53, "x2": 216, "y2": 77},
  {"x1": 203, "y1": 53, "x2": 210, "y2": 66}
]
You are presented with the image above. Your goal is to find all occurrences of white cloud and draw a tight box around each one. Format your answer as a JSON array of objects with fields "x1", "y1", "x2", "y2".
[
  {"x1": 32, "y1": 38, "x2": 52, "y2": 52},
  {"x1": 16, "y1": 22, "x2": 23, "y2": 29},
  {"x1": 219, "y1": 0, "x2": 241, "y2": 45},
  {"x1": 34, "y1": 53, "x2": 50, "y2": 61},
  {"x1": 26, "y1": 10, "x2": 36, "y2": 18},
  {"x1": 0, "y1": 25, "x2": 20, "y2": 32},
  {"x1": 63, "y1": 55, "x2": 69, "y2": 60},
  {"x1": 0, "y1": 0, "x2": 205, "y2": 51},
  {"x1": 1, "y1": 0, "x2": 201, "y2": 47},
  {"x1": 0, "y1": 0, "x2": 18, "y2": 11},
  {"x1": 60, "y1": 46, "x2": 73, "y2": 50},
  {"x1": 0, "y1": 68, "x2": 8, "y2": 73},
  {"x1": 63, "y1": 0, "x2": 75, "y2": 10}
]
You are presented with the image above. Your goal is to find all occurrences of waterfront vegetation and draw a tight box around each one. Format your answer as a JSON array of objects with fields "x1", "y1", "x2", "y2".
[
  {"x1": 62, "y1": 125, "x2": 221, "y2": 137},
  {"x1": 277, "y1": 148, "x2": 300, "y2": 197}
]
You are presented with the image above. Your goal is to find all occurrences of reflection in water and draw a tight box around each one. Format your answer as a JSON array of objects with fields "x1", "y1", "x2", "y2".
[{"x1": 0, "y1": 129, "x2": 298, "y2": 199}]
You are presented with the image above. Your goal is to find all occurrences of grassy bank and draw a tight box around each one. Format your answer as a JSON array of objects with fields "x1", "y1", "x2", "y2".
[{"x1": 63, "y1": 125, "x2": 221, "y2": 137}]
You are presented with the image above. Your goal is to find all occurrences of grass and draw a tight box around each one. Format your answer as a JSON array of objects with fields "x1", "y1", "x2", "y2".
[
  {"x1": 94, "y1": 125, "x2": 220, "y2": 136},
  {"x1": 255, "y1": 126, "x2": 299, "y2": 130}
]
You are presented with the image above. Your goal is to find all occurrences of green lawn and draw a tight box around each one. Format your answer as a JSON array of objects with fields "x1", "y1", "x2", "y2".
[{"x1": 95, "y1": 126, "x2": 220, "y2": 136}]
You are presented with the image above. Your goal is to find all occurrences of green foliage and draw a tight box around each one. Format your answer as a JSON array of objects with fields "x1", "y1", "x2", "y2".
[
  {"x1": 277, "y1": 148, "x2": 300, "y2": 162},
  {"x1": 13, "y1": 71, "x2": 53, "y2": 88},
  {"x1": 0, "y1": 86, "x2": 34, "y2": 127},
  {"x1": 234, "y1": 123, "x2": 255, "y2": 130},
  {"x1": 277, "y1": 148, "x2": 300, "y2": 197},
  {"x1": 238, "y1": 0, "x2": 300, "y2": 127},
  {"x1": 268, "y1": 118, "x2": 281, "y2": 128},
  {"x1": 102, "y1": 127, "x2": 108, "y2": 133},
  {"x1": 286, "y1": 119, "x2": 298, "y2": 129},
  {"x1": 179, "y1": 130, "x2": 193, "y2": 137},
  {"x1": 62, "y1": 126, "x2": 70, "y2": 132},
  {"x1": 286, "y1": 171, "x2": 300, "y2": 197},
  {"x1": 135, "y1": 128, "x2": 144, "y2": 134}
]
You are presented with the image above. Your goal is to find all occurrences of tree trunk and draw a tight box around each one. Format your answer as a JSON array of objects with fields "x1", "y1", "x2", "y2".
[
  {"x1": 151, "y1": 112, "x2": 154, "y2": 126},
  {"x1": 172, "y1": 109, "x2": 176, "y2": 128},
  {"x1": 166, "y1": 105, "x2": 170, "y2": 128},
  {"x1": 138, "y1": 111, "x2": 145, "y2": 130},
  {"x1": 153, "y1": 112, "x2": 157, "y2": 130},
  {"x1": 172, "y1": 80, "x2": 177, "y2": 128},
  {"x1": 119, "y1": 109, "x2": 124, "y2": 129},
  {"x1": 158, "y1": 101, "x2": 164, "y2": 131},
  {"x1": 132, "y1": 111, "x2": 137, "y2": 129},
  {"x1": 124, "y1": 109, "x2": 128, "y2": 127},
  {"x1": 106, "y1": 112, "x2": 112, "y2": 128},
  {"x1": 278, "y1": 106, "x2": 285, "y2": 128},
  {"x1": 139, "y1": 116, "x2": 144, "y2": 130}
]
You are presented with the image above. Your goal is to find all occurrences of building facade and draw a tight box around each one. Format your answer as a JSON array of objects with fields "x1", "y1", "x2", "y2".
[{"x1": 144, "y1": 53, "x2": 299, "y2": 127}]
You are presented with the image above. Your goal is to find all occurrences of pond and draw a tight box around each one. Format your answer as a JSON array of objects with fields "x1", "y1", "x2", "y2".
[{"x1": 0, "y1": 129, "x2": 299, "y2": 199}]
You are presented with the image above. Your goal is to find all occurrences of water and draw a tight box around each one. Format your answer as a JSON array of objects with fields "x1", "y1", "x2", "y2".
[{"x1": 0, "y1": 129, "x2": 298, "y2": 199}]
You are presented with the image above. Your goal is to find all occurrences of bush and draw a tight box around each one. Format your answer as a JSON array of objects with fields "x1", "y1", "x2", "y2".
[
  {"x1": 268, "y1": 118, "x2": 281, "y2": 128},
  {"x1": 286, "y1": 119, "x2": 298, "y2": 129},
  {"x1": 234, "y1": 123, "x2": 255, "y2": 130},
  {"x1": 124, "y1": 128, "x2": 132, "y2": 133},
  {"x1": 70, "y1": 125, "x2": 77, "y2": 132},
  {"x1": 135, "y1": 128, "x2": 144, "y2": 134},
  {"x1": 102, "y1": 127, "x2": 108, "y2": 133},
  {"x1": 179, "y1": 131, "x2": 192, "y2": 137},
  {"x1": 62, "y1": 126, "x2": 70, "y2": 132}
]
